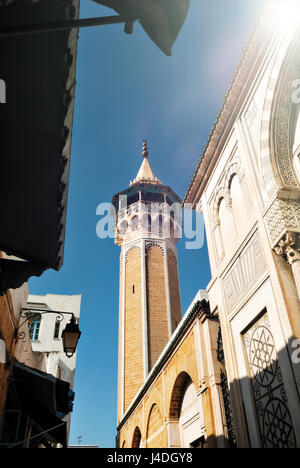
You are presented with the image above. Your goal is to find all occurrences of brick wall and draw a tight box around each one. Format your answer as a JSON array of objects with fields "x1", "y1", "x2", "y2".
[
  {"x1": 117, "y1": 260, "x2": 123, "y2": 422},
  {"x1": 124, "y1": 248, "x2": 144, "y2": 411},
  {"x1": 167, "y1": 250, "x2": 182, "y2": 332},
  {"x1": 146, "y1": 403, "x2": 165, "y2": 448},
  {"x1": 146, "y1": 246, "x2": 169, "y2": 370},
  {"x1": 0, "y1": 284, "x2": 17, "y2": 419}
]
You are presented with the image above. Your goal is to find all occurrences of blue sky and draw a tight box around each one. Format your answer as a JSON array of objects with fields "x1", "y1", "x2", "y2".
[{"x1": 29, "y1": 0, "x2": 262, "y2": 448}]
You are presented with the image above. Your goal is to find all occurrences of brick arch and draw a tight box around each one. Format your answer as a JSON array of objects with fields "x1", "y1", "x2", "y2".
[
  {"x1": 132, "y1": 426, "x2": 142, "y2": 448},
  {"x1": 169, "y1": 371, "x2": 193, "y2": 420},
  {"x1": 167, "y1": 247, "x2": 177, "y2": 264},
  {"x1": 146, "y1": 403, "x2": 164, "y2": 448},
  {"x1": 124, "y1": 245, "x2": 141, "y2": 263},
  {"x1": 145, "y1": 242, "x2": 164, "y2": 256}
]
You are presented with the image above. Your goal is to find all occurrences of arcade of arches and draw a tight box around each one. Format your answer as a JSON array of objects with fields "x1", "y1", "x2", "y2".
[{"x1": 117, "y1": 300, "x2": 230, "y2": 449}]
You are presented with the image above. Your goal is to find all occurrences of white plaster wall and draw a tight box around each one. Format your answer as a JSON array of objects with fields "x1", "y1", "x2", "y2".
[
  {"x1": 198, "y1": 23, "x2": 300, "y2": 447},
  {"x1": 27, "y1": 294, "x2": 81, "y2": 387}
]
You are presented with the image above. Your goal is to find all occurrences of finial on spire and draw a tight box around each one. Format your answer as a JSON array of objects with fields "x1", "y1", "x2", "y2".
[{"x1": 142, "y1": 140, "x2": 149, "y2": 158}]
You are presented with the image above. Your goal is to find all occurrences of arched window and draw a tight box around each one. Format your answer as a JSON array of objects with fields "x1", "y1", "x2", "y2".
[
  {"x1": 119, "y1": 220, "x2": 128, "y2": 236},
  {"x1": 131, "y1": 215, "x2": 139, "y2": 231},
  {"x1": 214, "y1": 202, "x2": 225, "y2": 261},
  {"x1": 146, "y1": 214, "x2": 152, "y2": 235},
  {"x1": 158, "y1": 214, "x2": 163, "y2": 237},
  {"x1": 29, "y1": 314, "x2": 41, "y2": 341},
  {"x1": 218, "y1": 198, "x2": 235, "y2": 256},
  {"x1": 132, "y1": 427, "x2": 142, "y2": 448},
  {"x1": 150, "y1": 214, "x2": 162, "y2": 237},
  {"x1": 229, "y1": 175, "x2": 247, "y2": 237}
]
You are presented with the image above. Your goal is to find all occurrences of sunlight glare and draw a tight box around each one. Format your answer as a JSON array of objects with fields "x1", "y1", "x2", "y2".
[{"x1": 264, "y1": 0, "x2": 300, "y2": 32}]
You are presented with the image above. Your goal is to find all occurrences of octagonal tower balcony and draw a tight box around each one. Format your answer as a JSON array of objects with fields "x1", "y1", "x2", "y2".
[{"x1": 112, "y1": 141, "x2": 182, "y2": 246}]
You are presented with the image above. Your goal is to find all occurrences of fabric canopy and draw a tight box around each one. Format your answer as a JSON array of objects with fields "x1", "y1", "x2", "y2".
[
  {"x1": 93, "y1": 0, "x2": 190, "y2": 56},
  {"x1": 11, "y1": 361, "x2": 72, "y2": 446},
  {"x1": 0, "y1": 0, "x2": 79, "y2": 271}
]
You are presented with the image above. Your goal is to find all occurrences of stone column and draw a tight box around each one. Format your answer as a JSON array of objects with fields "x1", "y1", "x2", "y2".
[{"x1": 274, "y1": 232, "x2": 300, "y2": 299}]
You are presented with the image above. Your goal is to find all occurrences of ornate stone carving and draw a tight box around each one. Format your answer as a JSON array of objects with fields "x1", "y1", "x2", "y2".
[
  {"x1": 274, "y1": 232, "x2": 300, "y2": 265},
  {"x1": 270, "y1": 32, "x2": 300, "y2": 189},
  {"x1": 223, "y1": 231, "x2": 267, "y2": 312},
  {"x1": 264, "y1": 197, "x2": 300, "y2": 246},
  {"x1": 117, "y1": 200, "x2": 180, "y2": 245},
  {"x1": 260, "y1": 29, "x2": 300, "y2": 196},
  {"x1": 243, "y1": 312, "x2": 296, "y2": 448}
]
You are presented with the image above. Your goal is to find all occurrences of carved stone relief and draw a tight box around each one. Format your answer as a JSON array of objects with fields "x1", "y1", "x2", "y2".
[
  {"x1": 243, "y1": 312, "x2": 296, "y2": 448},
  {"x1": 223, "y1": 231, "x2": 267, "y2": 313},
  {"x1": 264, "y1": 196, "x2": 300, "y2": 247}
]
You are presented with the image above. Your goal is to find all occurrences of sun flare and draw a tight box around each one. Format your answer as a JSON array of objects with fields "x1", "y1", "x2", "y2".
[{"x1": 264, "y1": 0, "x2": 300, "y2": 32}]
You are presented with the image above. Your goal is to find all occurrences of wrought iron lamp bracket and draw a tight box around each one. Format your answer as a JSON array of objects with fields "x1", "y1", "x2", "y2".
[{"x1": 15, "y1": 308, "x2": 75, "y2": 342}]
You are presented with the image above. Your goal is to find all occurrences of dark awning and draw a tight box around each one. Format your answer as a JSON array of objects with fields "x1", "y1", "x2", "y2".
[
  {"x1": 0, "y1": 0, "x2": 79, "y2": 272},
  {"x1": 12, "y1": 362, "x2": 71, "y2": 415},
  {"x1": 11, "y1": 361, "x2": 72, "y2": 447},
  {"x1": 93, "y1": 0, "x2": 190, "y2": 56}
]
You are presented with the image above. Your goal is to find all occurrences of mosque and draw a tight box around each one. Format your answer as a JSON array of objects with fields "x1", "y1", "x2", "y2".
[{"x1": 112, "y1": 5, "x2": 300, "y2": 448}]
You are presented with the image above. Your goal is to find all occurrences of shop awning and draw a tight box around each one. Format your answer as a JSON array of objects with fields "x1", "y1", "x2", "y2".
[
  {"x1": 0, "y1": 0, "x2": 79, "y2": 278},
  {"x1": 9, "y1": 361, "x2": 73, "y2": 447}
]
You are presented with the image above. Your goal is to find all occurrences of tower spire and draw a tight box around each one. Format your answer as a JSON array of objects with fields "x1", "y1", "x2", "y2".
[
  {"x1": 130, "y1": 140, "x2": 161, "y2": 186},
  {"x1": 142, "y1": 139, "x2": 149, "y2": 158}
]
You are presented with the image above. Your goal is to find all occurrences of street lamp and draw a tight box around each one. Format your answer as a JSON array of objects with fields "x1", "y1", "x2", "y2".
[
  {"x1": 15, "y1": 308, "x2": 81, "y2": 359},
  {"x1": 61, "y1": 316, "x2": 82, "y2": 359}
]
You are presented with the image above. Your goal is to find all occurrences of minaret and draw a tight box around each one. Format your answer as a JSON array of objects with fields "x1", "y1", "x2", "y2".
[{"x1": 113, "y1": 141, "x2": 182, "y2": 421}]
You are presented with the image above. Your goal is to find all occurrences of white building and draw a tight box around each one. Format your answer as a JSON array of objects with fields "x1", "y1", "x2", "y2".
[
  {"x1": 184, "y1": 1, "x2": 300, "y2": 448},
  {"x1": 26, "y1": 294, "x2": 81, "y2": 388},
  {"x1": 15, "y1": 293, "x2": 82, "y2": 445}
]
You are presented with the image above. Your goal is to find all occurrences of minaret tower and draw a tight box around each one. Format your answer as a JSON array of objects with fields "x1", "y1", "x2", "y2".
[{"x1": 113, "y1": 141, "x2": 182, "y2": 421}]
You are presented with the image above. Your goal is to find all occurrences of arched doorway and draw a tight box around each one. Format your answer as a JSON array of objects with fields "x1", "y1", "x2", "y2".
[
  {"x1": 169, "y1": 372, "x2": 206, "y2": 448},
  {"x1": 179, "y1": 380, "x2": 206, "y2": 448}
]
